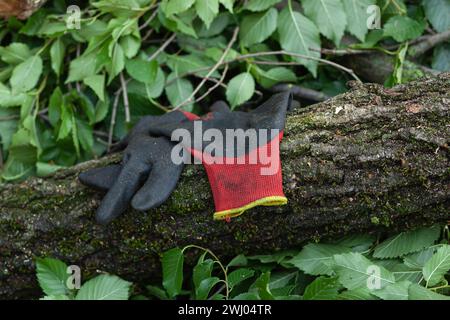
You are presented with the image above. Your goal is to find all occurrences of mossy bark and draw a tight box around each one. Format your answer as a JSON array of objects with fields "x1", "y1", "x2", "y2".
[{"x1": 1, "y1": 75, "x2": 449, "y2": 299}]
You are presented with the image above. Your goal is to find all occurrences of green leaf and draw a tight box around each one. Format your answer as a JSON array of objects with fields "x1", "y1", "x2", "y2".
[
  {"x1": 58, "y1": 104, "x2": 73, "y2": 140},
  {"x1": 193, "y1": 259, "x2": 214, "y2": 290},
  {"x1": 0, "y1": 109, "x2": 18, "y2": 153},
  {"x1": 277, "y1": 6, "x2": 321, "y2": 76},
  {"x1": 76, "y1": 274, "x2": 131, "y2": 300},
  {"x1": 145, "y1": 67, "x2": 166, "y2": 99},
  {"x1": 120, "y1": 35, "x2": 141, "y2": 59},
  {"x1": 422, "y1": 0, "x2": 450, "y2": 32},
  {"x1": 254, "y1": 272, "x2": 274, "y2": 300},
  {"x1": 41, "y1": 295, "x2": 71, "y2": 300},
  {"x1": 125, "y1": 58, "x2": 158, "y2": 84},
  {"x1": 258, "y1": 67, "x2": 297, "y2": 89},
  {"x1": 0, "y1": 82, "x2": 27, "y2": 107},
  {"x1": 240, "y1": 8, "x2": 278, "y2": 47},
  {"x1": 219, "y1": 0, "x2": 234, "y2": 13},
  {"x1": 83, "y1": 74, "x2": 105, "y2": 101},
  {"x1": 66, "y1": 53, "x2": 97, "y2": 83},
  {"x1": 146, "y1": 285, "x2": 169, "y2": 300},
  {"x1": 301, "y1": 0, "x2": 347, "y2": 45},
  {"x1": 162, "y1": 248, "x2": 184, "y2": 298},
  {"x1": 196, "y1": 13, "x2": 230, "y2": 37},
  {"x1": 0, "y1": 43, "x2": 31, "y2": 64},
  {"x1": 269, "y1": 271, "x2": 298, "y2": 291},
  {"x1": 432, "y1": 44, "x2": 450, "y2": 72},
  {"x1": 333, "y1": 252, "x2": 396, "y2": 290},
  {"x1": 107, "y1": 43, "x2": 125, "y2": 83},
  {"x1": 36, "y1": 162, "x2": 64, "y2": 177},
  {"x1": 10, "y1": 55, "x2": 43, "y2": 93},
  {"x1": 76, "y1": 118, "x2": 94, "y2": 153},
  {"x1": 338, "y1": 288, "x2": 378, "y2": 300},
  {"x1": 303, "y1": 276, "x2": 340, "y2": 300},
  {"x1": 372, "y1": 281, "x2": 411, "y2": 300},
  {"x1": 286, "y1": 244, "x2": 351, "y2": 276},
  {"x1": 422, "y1": 245, "x2": 450, "y2": 287},
  {"x1": 226, "y1": 72, "x2": 255, "y2": 109},
  {"x1": 165, "y1": 73, "x2": 194, "y2": 111},
  {"x1": 233, "y1": 292, "x2": 260, "y2": 300},
  {"x1": 50, "y1": 38, "x2": 65, "y2": 77},
  {"x1": 228, "y1": 268, "x2": 255, "y2": 288},
  {"x1": 408, "y1": 283, "x2": 450, "y2": 300},
  {"x1": 342, "y1": 0, "x2": 375, "y2": 41},
  {"x1": 163, "y1": 0, "x2": 196, "y2": 16},
  {"x1": 195, "y1": 0, "x2": 219, "y2": 29},
  {"x1": 95, "y1": 97, "x2": 110, "y2": 123},
  {"x1": 196, "y1": 277, "x2": 221, "y2": 300},
  {"x1": 373, "y1": 225, "x2": 441, "y2": 259},
  {"x1": 404, "y1": 247, "x2": 437, "y2": 269},
  {"x1": 383, "y1": 16, "x2": 425, "y2": 42},
  {"x1": 227, "y1": 254, "x2": 248, "y2": 267},
  {"x1": 36, "y1": 258, "x2": 69, "y2": 296},
  {"x1": 48, "y1": 87, "x2": 63, "y2": 127},
  {"x1": 244, "y1": 0, "x2": 282, "y2": 12},
  {"x1": 167, "y1": 54, "x2": 218, "y2": 78}
]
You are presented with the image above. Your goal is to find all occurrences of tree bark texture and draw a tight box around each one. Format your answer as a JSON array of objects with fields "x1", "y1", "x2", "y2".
[{"x1": 0, "y1": 74, "x2": 449, "y2": 299}]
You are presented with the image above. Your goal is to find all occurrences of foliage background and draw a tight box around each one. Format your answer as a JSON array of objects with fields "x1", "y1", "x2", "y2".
[
  {"x1": 0, "y1": 0, "x2": 449, "y2": 300},
  {"x1": 0, "y1": 0, "x2": 449, "y2": 180}
]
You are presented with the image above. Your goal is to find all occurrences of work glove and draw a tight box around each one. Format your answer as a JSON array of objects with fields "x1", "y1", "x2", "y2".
[
  {"x1": 78, "y1": 112, "x2": 187, "y2": 225},
  {"x1": 142, "y1": 91, "x2": 293, "y2": 220}
]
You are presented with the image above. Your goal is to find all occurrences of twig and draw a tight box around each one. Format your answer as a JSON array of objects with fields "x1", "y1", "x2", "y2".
[
  {"x1": 138, "y1": 8, "x2": 158, "y2": 31},
  {"x1": 270, "y1": 83, "x2": 331, "y2": 102},
  {"x1": 409, "y1": 29, "x2": 450, "y2": 58},
  {"x1": 193, "y1": 64, "x2": 229, "y2": 105},
  {"x1": 107, "y1": 92, "x2": 121, "y2": 152},
  {"x1": 147, "y1": 33, "x2": 176, "y2": 62},
  {"x1": 120, "y1": 72, "x2": 131, "y2": 123},
  {"x1": 172, "y1": 27, "x2": 239, "y2": 110}
]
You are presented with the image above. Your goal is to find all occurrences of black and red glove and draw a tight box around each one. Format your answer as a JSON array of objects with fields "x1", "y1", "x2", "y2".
[{"x1": 144, "y1": 91, "x2": 293, "y2": 220}]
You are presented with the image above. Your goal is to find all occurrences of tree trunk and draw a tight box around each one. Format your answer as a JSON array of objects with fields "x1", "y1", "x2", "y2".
[{"x1": 1, "y1": 75, "x2": 449, "y2": 299}]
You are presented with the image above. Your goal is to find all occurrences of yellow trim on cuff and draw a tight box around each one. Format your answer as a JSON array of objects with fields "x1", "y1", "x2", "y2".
[{"x1": 213, "y1": 196, "x2": 288, "y2": 220}]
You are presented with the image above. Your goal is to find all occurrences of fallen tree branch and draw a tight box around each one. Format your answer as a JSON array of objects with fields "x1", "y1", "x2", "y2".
[{"x1": 0, "y1": 74, "x2": 449, "y2": 299}]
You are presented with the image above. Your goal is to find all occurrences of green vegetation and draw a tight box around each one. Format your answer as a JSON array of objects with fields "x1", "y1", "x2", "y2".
[{"x1": 38, "y1": 225, "x2": 450, "y2": 300}]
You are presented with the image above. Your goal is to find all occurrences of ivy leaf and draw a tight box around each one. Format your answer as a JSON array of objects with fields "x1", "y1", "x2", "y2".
[
  {"x1": 372, "y1": 281, "x2": 411, "y2": 300},
  {"x1": 226, "y1": 72, "x2": 255, "y2": 109},
  {"x1": 76, "y1": 275, "x2": 131, "y2": 300},
  {"x1": 373, "y1": 225, "x2": 441, "y2": 259},
  {"x1": 35, "y1": 258, "x2": 69, "y2": 297},
  {"x1": 10, "y1": 55, "x2": 43, "y2": 93},
  {"x1": 301, "y1": 0, "x2": 347, "y2": 45},
  {"x1": 125, "y1": 58, "x2": 158, "y2": 84},
  {"x1": 333, "y1": 252, "x2": 396, "y2": 290},
  {"x1": 342, "y1": 0, "x2": 375, "y2": 42},
  {"x1": 422, "y1": 245, "x2": 450, "y2": 287},
  {"x1": 162, "y1": 248, "x2": 184, "y2": 298},
  {"x1": 165, "y1": 73, "x2": 194, "y2": 111},
  {"x1": 422, "y1": 0, "x2": 450, "y2": 32},
  {"x1": 383, "y1": 16, "x2": 425, "y2": 42},
  {"x1": 408, "y1": 283, "x2": 450, "y2": 300},
  {"x1": 195, "y1": 0, "x2": 219, "y2": 29},
  {"x1": 286, "y1": 244, "x2": 351, "y2": 276},
  {"x1": 0, "y1": 43, "x2": 31, "y2": 65},
  {"x1": 277, "y1": 6, "x2": 321, "y2": 77},
  {"x1": 303, "y1": 276, "x2": 340, "y2": 300},
  {"x1": 240, "y1": 8, "x2": 278, "y2": 47},
  {"x1": 432, "y1": 44, "x2": 450, "y2": 72},
  {"x1": 83, "y1": 74, "x2": 105, "y2": 101},
  {"x1": 244, "y1": 0, "x2": 282, "y2": 12},
  {"x1": 50, "y1": 38, "x2": 65, "y2": 77}
]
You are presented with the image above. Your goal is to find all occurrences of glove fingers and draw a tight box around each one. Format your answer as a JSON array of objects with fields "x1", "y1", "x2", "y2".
[
  {"x1": 95, "y1": 161, "x2": 151, "y2": 225},
  {"x1": 210, "y1": 101, "x2": 231, "y2": 113},
  {"x1": 131, "y1": 161, "x2": 184, "y2": 211},
  {"x1": 78, "y1": 165, "x2": 122, "y2": 191}
]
